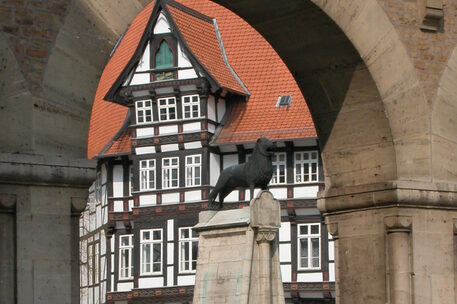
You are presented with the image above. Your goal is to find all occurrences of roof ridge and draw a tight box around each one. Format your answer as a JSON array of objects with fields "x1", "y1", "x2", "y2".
[
  {"x1": 164, "y1": 0, "x2": 213, "y2": 23},
  {"x1": 213, "y1": 19, "x2": 250, "y2": 97}
]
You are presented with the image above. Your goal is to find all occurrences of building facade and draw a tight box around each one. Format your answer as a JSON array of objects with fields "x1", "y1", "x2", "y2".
[{"x1": 81, "y1": 1, "x2": 335, "y2": 303}]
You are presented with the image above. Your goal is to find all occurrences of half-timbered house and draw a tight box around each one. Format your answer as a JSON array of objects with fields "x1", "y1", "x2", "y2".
[{"x1": 80, "y1": 0, "x2": 335, "y2": 303}]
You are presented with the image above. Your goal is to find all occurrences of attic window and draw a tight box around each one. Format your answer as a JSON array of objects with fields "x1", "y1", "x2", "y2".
[
  {"x1": 154, "y1": 40, "x2": 174, "y2": 81},
  {"x1": 276, "y1": 95, "x2": 292, "y2": 108}
]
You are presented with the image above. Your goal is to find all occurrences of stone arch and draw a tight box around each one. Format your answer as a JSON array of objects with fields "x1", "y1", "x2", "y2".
[
  {"x1": 311, "y1": 0, "x2": 431, "y2": 185},
  {"x1": 431, "y1": 43, "x2": 457, "y2": 184}
]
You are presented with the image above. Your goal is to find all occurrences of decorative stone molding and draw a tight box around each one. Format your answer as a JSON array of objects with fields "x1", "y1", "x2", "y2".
[
  {"x1": 256, "y1": 229, "x2": 276, "y2": 244},
  {"x1": 420, "y1": 0, "x2": 444, "y2": 32},
  {"x1": 0, "y1": 194, "x2": 17, "y2": 212},
  {"x1": 384, "y1": 215, "x2": 412, "y2": 233},
  {"x1": 71, "y1": 197, "x2": 88, "y2": 216},
  {"x1": 326, "y1": 222, "x2": 339, "y2": 240}
]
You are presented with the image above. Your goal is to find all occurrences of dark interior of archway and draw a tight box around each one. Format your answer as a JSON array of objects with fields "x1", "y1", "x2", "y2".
[{"x1": 213, "y1": 0, "x2": 362, "y2": 149}]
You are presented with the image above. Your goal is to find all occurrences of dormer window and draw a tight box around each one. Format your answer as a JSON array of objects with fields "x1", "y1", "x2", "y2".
[{"x1": 154, "y1": 40, "x2": 174, "y2": 81}]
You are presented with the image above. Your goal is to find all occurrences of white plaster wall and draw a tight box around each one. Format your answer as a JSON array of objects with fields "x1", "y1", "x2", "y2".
[
  {"x1": 154, "y1": 12, "x2": 171, "y2": 34},
  {"x1": 207, "y1": 96, "x2": 216, "y2": 121},
  {"x1": 297, "y1": 272, "x2": 323, "y2": 283},
  {"x1": 162, "y1": 192, "x2": 179, "y2": 204},
  {"x1": 217, "y1": 98, "x2": 226, "y2": 122},
  {"x1": 177, "y1": 42, "x2": 192, "y2": 68},
  {"x1": 209, "y1": 153, "x2": 220, "y2": 187},
  {"x1": 185, "y1": 190, "x2": 201, "y2": 202},
  {"x1": 184, "y1": 141, "x2": 202, "y2": 150},
  {"x1": 329, "y1": 263, "x2": 335, "y2": 282},
  {"x1": 138, "y1": 277, "x2": 164, "y2": 288},
  {"x1": 178, "y1": 68, "x2": 198, "y2": 80},
  {"x1": 139, "y1": 194, "x2": 157, "y2": 206},
  {"x1": 101, "y1": 163, "x2": 107, "y2": 184},
  {"x1": 208, "y1": 123, "x2": 216, "y2": 134},
  {"x1": 167, "y1": 266, "x2": 174, "y2": 286},
  {"x1": 117, "y1": 282, "x2": 134, "y2": 291},
  {"x1": 161, "y1": 143, "x2": 179, "y2": 152},
  {"x1": 223, "y1": 154, "x2": 238, "y2": 169},
  {"x1": 183, "y1": 122, "x2": 200, "y2": 132},
  {"x1": 135, "y1": 146, "x2": 156, "y2": 155},
  {"x1": 136, "y1": 127, "x2": 155, "y2": 137},
  {"x1": 328, "y1": 241, "x2": 334, "y2": 261},
  {"x1": 293, "y1": 185, "x2": 319, "y2": 198},
  {"x1": 113, "y1": 200, "x2": 124, "y2": 212},
  {"x1": 269, "y1": 187, "x2": 287, "y2": 199},
  {"x1": 112, "y1": 165, "x2": 124, "y2": 197},
  {"x1": 224, "y1": 190, "x2": 238, "y2": 202},
  {"x1": 167, "y1": 243, "x2": 174, "y2": 265},
  {"x1": 167, "y1": 219, "x2": 174, "y2": 241},
  {"x1": 279, "y1": 222, "x2": 291, "y2": 242},
  {"x1": 279, "y1": 243, "x2": 291, "y2": 262},
  {"x1": 177, "y1": 275, "x2": 195, "y2": 286},
  {"x1": 280, "y1": 265, "x2": 292, "y2": 283},
  {"x1": 159, "y1": 125, "x2": 178, "y2": 135}
]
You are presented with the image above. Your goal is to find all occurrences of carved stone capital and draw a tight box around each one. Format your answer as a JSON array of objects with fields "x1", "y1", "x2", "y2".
[
  {"x1": 327, "y1": 222, "x2": 339, "y2": 240},
  {"x1": 256, "y1": 229, "x2": 276, "y2": 244},
  {"x1": 71, "y1": 197, "x2": 88, "y2": 216},
  {"x1": 0, "y1": 194, "x2": 17, "y2": 213},
  {"x1": 384, "y1": 215, "x2": 412, "y2": 233}
]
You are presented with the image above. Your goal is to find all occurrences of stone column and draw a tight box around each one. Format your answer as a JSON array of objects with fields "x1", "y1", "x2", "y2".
[
  {"x1": 256, "y1": 229, "x2": 276, "y2": 304},
  {"x1": 0, "y1": 194, "x2": 16, "y2": 304},
  {"x1": 384, "y1": 216, "x2": 412, "y2": 304},
  {"x1": 71, "y1": 197, "x2": 88, "y2": 304}
]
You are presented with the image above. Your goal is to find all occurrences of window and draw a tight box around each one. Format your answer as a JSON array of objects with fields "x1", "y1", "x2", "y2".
[
  {"x1": 182, "y1": 95, "x2": 200, "y2": 119},
  {"x1": 119, "y1": 235, "x2": 133, "y2": 279},
  {"x1": 139, "y1": 160, "x2": 155, "y2": 191},
  {"x1": 162, "y1": 157, "x2": 179, "y2": 189},
  {"x1": 297, "y1": 224, "x2": 320, "y2": 270},
  {"x1": 270, "y1": 153, "x2": 286, "y2": 184},
  {"x1": 158, "y1": 97, "x2": 177, "y2": 121},
  {"x1": 179, "y1": 227, "x2": 198, "y2": 273},
  {"x1": 294, "y1": 151, "x2": 318, "y2": 183},
  {"x1": 140, "y1": 229, "x2": 162, "y2": 275},
  {"x1": 135, "y1": 100, "x2": 153, "y2": 124},
  {"x1": 276, "y1": 95, "x2": 292, "y2": 107},
  {"x1": 185, "y1": 155, "x2": 201, "y2": 187},
  {"x1": 154, "y1": 40, "x2": 174, "y2": 81}
]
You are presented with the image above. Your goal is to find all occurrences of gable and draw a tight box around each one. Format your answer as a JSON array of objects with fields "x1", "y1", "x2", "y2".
[{"x1": 105, "y1": 1, "x2": 247, "y2": 105}]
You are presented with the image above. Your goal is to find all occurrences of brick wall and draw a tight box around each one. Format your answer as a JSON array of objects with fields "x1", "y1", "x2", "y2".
[
  {"x1": 378, "y1": 0, "x2": 457, "y2": 103},
  {"x1": 0, "y1": 0, "x2": 71, "y2": 92}
]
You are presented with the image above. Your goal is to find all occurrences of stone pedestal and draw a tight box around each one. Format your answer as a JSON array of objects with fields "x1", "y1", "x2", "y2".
[{"x1": 193, "y1": 191, "x2": 285, "y2": 304}]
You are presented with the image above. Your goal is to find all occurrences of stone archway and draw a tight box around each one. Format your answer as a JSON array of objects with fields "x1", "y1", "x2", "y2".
[{"x1": 212, "y1": 0, "x2": 457, "y2": 302}]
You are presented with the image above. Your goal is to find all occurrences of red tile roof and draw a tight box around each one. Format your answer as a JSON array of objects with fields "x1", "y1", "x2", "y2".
[
  {"x1": 87, "y1": 0, "x2": 316, "y2": 159},
  {"x1": 167, "y1": 2, "x2": 247, "y2": 95},
  {"x1": 87, "y1": 2, "x2": 154, "y2": 159}
]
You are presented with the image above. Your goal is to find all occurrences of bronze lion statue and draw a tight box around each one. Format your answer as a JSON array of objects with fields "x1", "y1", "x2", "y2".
[{"x1": 208, "y1": 137, "x2": 276, "y2": 210}]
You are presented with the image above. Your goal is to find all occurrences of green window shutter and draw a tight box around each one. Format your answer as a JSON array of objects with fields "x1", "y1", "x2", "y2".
[{"x1": 155, "y1": 41, "x2": 173, "y2": 70}]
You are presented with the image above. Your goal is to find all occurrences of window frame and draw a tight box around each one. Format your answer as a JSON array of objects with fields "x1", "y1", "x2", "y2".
[
  {"x1": 140, "y1": 229, "x2": 163, "y2": 275},
  {"x1": 158, "y1": 97, "x2": 177, "y2": 122},
  {"x1": 297, "y1": 223, "x2": 321, "y2": 271},
  {"x1": 119, "y1": 234, "x2": 134, "y2": 280},
  {"x1": 178, "y1": 227, "x2": 198, "y2": 274},
  {"x1": 135, "y1": 100, "x2": 153, "y2": 124},
  {"x1": 139, "y1": 159, "x2": 156, "y2": 191},
  {"x1": 294, "y1": 151, "x2": 319, "y2": 184},
  {"x1": 152, "y1": 38, "x2": 176, "y2": 81},
  {"x1": 182, "y1": 95, "x2": 200, "y2": 119},
  {"x1": 162, "y1": 157, "x2": 179, "y2": 189},
  {"x1": 185, "y1": 154, "x2": 202, "y2": 187},
  {"x1": 270, "y1": 152, "x2": 287, "y2": 185}
]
